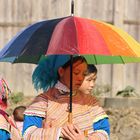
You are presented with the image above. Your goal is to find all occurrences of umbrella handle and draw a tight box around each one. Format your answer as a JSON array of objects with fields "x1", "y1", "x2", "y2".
[
  {"x1": 68, "y1": 112, "x2": 88, "y2": 137},
  {"x1": 68, "y1": 112, "x2": 73, "y2": 124}
]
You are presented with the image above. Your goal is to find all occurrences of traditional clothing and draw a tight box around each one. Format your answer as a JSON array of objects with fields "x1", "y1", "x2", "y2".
[
  {"x1": 0, "y1": 78, "x2": 22, "y2": 140},
  {"x1": 0, "y1": 112, "x2": 23, "y2": 140},
  {"x1": 23, "y1": 81, "x2": 110, "y2": 140}
]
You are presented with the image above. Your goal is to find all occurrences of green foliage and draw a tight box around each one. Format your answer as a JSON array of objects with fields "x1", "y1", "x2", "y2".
[
  {"x1": 9, "y1": 92, "x2": 24, "y2": 104},
  {"x1": 116, "y1": 86, "x2": 138, "y2": 97}
]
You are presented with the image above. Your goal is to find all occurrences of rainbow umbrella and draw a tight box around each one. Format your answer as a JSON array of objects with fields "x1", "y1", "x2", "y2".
[
  {"x1": 0, "y1": 16, "x2": 140, "y2": 64},
  {"x1": 1, "y1": 2, "x2": 140, "y2": 122}
]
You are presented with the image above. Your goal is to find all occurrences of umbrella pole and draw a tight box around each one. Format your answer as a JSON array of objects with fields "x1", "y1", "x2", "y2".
[
  {"x1": 71, "y1": 0, "x2": 74, "y2": 16},
  {"x1": 68, "y1": 0, "x2": 74, "y2": 124},
  {"x1": 68, "y1": 55, "x2": 73, "y2": 124}
]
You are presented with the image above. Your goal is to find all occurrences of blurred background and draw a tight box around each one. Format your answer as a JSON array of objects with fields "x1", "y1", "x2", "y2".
[{"x1": 0, "y1": 0, "x2": 140, "y2": 139}]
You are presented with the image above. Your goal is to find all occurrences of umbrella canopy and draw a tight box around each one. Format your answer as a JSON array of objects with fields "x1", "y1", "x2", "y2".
[
  {"x1": 0, "y1": 16, "x2": 140, "y2": 64},
  {"x1": 1, "y1": 14, "x2": 140, "y2": 123}
]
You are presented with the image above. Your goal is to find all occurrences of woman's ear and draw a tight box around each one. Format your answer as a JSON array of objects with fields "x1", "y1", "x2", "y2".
[{"x1": 58, "y1": 67, "x2": 64, "y2": 78}]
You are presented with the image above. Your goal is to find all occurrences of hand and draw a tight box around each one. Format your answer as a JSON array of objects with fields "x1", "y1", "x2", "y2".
[
  {"x1": 61, "y1": 124, "x2": 86, "y2": 140},
  {"x1": 43, "y1": 118, "x2": 56, "y2": 128}
]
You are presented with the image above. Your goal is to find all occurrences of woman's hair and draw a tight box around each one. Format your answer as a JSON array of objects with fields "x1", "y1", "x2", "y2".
[
  {"x1": 86, "y1": 64, "x2": 97, "y2": 75},
  {"x1": 32, "y1": 55, "x2": 87, "y2": 91},
  {"x1": 62, "y1": 56, "x2": 87, "y2": 69},
  {"x1": 13, "y1": 106, "x2": 26, "y2": 122}
]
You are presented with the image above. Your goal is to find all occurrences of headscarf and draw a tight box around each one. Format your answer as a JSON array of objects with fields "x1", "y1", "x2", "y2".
[
  {"x1": 32, "y1": 55, "x2": 71, "y2": 91},
  {"x1": 0, "y1": 78, "x2": 11, "y2": 107}
]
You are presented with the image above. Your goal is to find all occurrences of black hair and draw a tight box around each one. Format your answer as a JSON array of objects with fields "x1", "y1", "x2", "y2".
[
  {"x1": 13, "y1": 106, "x2": 26, "y2": 121},
  {"x1": 86, "y1": 64, "x2": 97, "y2": 75},
  {"x1": 62, "y1": 56, "x2": 87, "y2": 69},
  {"x1": 57, "y1": 56, "x2": 87, "y2": 80}
]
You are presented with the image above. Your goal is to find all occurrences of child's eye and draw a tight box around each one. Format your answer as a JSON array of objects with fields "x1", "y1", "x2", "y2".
[{"x1": 88, "y1": 79, "x2": 92, "y2": 81}]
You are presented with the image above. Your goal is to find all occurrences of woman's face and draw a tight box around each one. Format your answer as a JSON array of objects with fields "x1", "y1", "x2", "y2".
[
  {"x1": 59, "y1": 60, "x2": 87, "y2": 91},
  {"x1": 79, "y1": 72, "x2": 97, "y2": 94}
]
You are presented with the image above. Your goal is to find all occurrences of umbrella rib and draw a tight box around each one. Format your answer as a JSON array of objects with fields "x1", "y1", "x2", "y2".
[
  {"x1": 119, "y1": 56, "x2": 125, "y2": 64},
  {"x1": 73, "y1": 17, "x2": 79, "y2": 53},
  {"x1": 94, "y1": 55, "x2": 98, "y2": 65}
]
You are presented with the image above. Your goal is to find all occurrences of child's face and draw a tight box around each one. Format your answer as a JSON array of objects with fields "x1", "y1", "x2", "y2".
[{"x1": 79, "y1": 72, "x2": 97, "y2": 94}]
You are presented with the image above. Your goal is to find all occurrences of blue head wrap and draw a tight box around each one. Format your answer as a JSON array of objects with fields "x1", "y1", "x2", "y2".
[{"x1": 32, "y1": 55, "x2": 71, "y2": 91}]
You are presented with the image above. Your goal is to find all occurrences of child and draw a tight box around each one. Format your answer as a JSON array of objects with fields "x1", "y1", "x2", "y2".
[
  {"x1": 79, "y1": 64, "x2": 97, "y2": 94},
  {"x1": 13, "y1": 106, "x2": 26, "y2": 133}
]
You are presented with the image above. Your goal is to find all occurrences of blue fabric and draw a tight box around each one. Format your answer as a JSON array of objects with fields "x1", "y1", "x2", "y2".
[
  {"x1": 0, "y1": 17, "x2": 65, "y2": 64},
  {"x1": 32, "y1": 55, "x2": 71, "y2": 91},
  {"x1": 0, "y1": 129, "x2": 10, "y2": 140},
  {"x1": 93, "y1": 118, "x2": 110, "y2": 136},
  {"x1": 22, "y1": 115, "x2": 110, "y2": 137},
  {"x1": 0, "y1": 17, "x2": 64, "y2": 58},
  {"x1": 22, "y1": 115, "x2": 43, "y2": 136}
]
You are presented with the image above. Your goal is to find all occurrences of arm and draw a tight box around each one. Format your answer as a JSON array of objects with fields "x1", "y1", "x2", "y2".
[
  {"x1": 0, "y1": 114, "x2": 11, "y2": 140},
  {"x1": 0, "y1": 130, "x2": 10, "y2": 140},
  {"x1": 93, "y1": 118, "x2": 110, "y2": 136},
  {"x1": 88, "y1": 118, "x2": 110, "y2": 140},
  {"x1": 88, "y1": 95, "x2": 110, "y2": 140},
  {"x1": 22, "y1": 115, "x2": 61, "y2": 140},
  {"x1": 61, "y1": 119, "x2": 110, "y2": 140}
]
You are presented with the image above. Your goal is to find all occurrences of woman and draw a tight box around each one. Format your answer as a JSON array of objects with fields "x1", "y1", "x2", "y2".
[
  {"x1": 22, "y1": 55, "x2": 110, "y2": 140},
  {"x1": 0, "y1": 78, "x2": 22, "y2": 140}
]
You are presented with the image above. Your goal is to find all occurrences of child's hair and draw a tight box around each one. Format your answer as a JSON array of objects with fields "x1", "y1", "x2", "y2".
[
  {"x1": 13, "y1": 106, "x2": 26, "y2": 122},
  {"x1": 86, "y1": 64, "x2": 97, "y2": 75}
]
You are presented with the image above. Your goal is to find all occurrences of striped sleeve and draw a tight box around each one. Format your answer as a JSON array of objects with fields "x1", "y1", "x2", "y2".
[
  {"x1": 93, "y1": 118, "x2": 110, "y2": 136},
  {"x1": 23, "y1": 115, "x2": 61, "y2": 140},
  {"x1": 88, "y1": 130, "x2": 110, "y2": 140},
  {"x1": 87, "y1": 95, "x2": 110, "y2": 140}
]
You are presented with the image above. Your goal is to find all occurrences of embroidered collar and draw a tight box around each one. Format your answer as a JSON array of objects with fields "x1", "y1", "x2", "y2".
[
  {"x1": 54, "y1": 81, "x2": 78, "y2": 96},
  {"x1": 55, "y1": 81, "x2": 70, "y2": 94}
]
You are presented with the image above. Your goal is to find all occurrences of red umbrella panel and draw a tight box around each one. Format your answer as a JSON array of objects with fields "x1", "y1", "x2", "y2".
[{"x1": 46, "y1": 16, "x2": 140, "y2": 57}]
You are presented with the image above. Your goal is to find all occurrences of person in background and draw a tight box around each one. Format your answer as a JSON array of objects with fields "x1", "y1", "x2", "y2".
[
  {"x1": 22, "y1": 55, "x2": 110, "y2": 140},
  {"x1": 13, "y1": 106, "x2": 26, "y2": 134},
  {"x1": 0, "y1": 78, "x2": 22, "y2": 140}
]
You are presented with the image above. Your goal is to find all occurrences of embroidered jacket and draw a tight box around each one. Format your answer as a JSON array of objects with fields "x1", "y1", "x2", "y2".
[{"x1": 23, "y1": 82, "x2": 110, "y2": 140}]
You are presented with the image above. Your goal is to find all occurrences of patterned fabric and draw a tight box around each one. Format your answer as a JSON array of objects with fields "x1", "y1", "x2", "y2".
[
  {"x1": 55, "y1": 81, "x2": 70, "y2": 93},
  {"x1": 23, "y1": 125, "x2": 60, "y2": 140},
  {"x1": 23, "y1": 81, "x2": 109, "y2": 140},
  {"x1": 0, "y1": 113, "x2": 23, "y2": 140},
  {"x1": 0, "y1": 78, "x2": 11, "y2": 106},
  {"x1": 0, "y1": 114, "x2": 10, "y2": 133},
  {"x1": 0, "y1": 78, "x2": 22, "y2": 139},
  {"x1": 15, "y1": 122, "x2": 24, "y2": 133}
]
